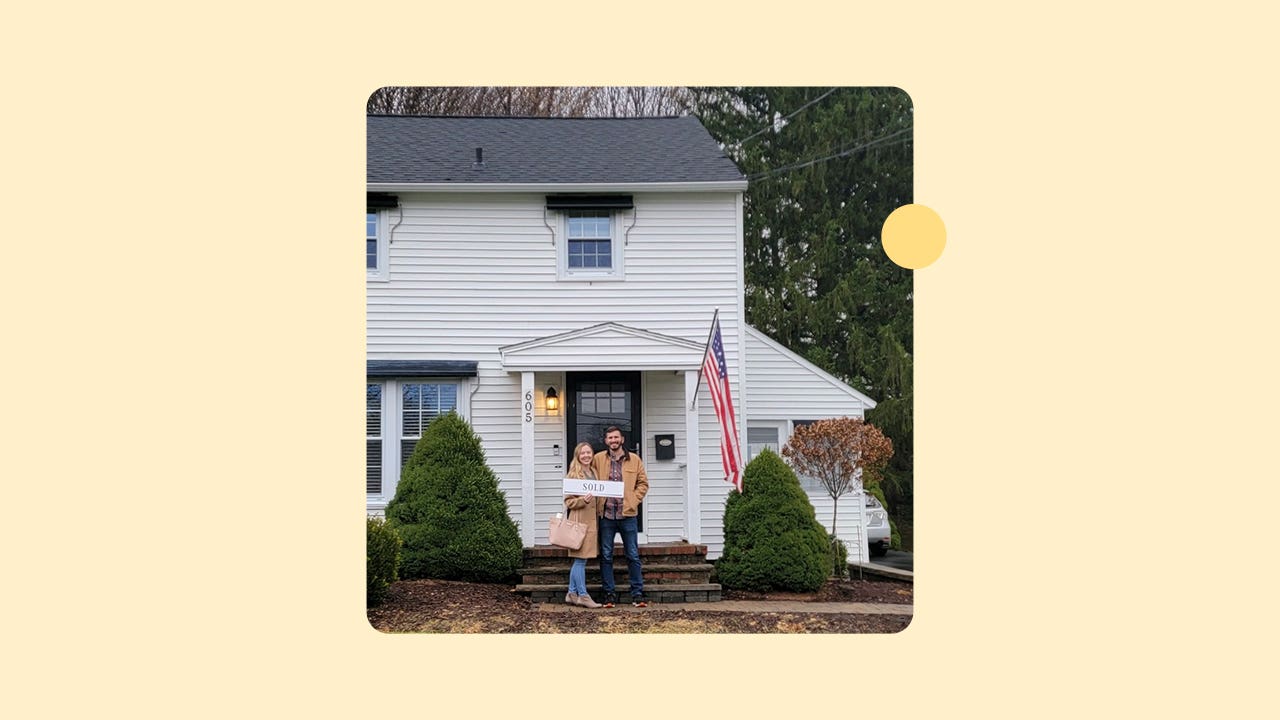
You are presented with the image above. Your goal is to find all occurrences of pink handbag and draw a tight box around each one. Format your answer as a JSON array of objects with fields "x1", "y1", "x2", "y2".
[{"x1": 548, "y1": 511, "x2": 587, "y2": 550}]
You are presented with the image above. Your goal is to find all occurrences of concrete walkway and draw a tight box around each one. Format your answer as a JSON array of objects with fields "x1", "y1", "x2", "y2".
[{"x1": 537, "y1": 600, "x2": 912, "y2": 616}]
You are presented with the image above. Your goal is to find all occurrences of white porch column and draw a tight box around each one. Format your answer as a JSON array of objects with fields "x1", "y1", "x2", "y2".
[
  {"x1": 520, "y1": 371, "x2": 535, "y2": 547},
  {"x1": 684, "y1": 369, "x2": 701, "y2": 544}
]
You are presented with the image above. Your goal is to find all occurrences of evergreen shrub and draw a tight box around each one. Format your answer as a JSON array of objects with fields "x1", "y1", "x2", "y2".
[
  {"x1": 366, "y1": 516, "x2": 402, "y2": 606},
  {"x1": 385, "y1": 412, "x2": 522, "y2": 582},
  {"x1": 717, "y1": 448, "x2": 829, "y2": 592}
]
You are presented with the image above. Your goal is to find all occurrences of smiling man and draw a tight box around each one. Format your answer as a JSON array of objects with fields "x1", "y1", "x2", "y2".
[{"x1": 592, "y1": 426, "x2": 650, "y2": 607}]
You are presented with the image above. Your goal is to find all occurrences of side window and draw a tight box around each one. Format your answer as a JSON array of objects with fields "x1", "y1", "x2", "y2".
[{"x1": 747, "y1": 426, "x2": 780, "y2": 462}]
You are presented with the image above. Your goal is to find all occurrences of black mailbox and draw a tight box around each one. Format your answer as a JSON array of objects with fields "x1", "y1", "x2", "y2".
[{"x1": 654, "y1": 434, "x2": 676, "y2": 460}]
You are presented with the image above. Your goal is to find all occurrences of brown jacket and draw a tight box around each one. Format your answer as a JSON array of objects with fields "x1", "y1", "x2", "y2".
[
  {"x1": 592, "y1": 448, "x2": 648, "y2": 518},
  {"x1": 564, "y1": 465, "x2": 602, "y2": 559}
]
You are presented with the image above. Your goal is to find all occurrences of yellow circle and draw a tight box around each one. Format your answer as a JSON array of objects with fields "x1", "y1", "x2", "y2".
[{"x1": 882, "y1": 204, "x2": 946, "y2": 269}]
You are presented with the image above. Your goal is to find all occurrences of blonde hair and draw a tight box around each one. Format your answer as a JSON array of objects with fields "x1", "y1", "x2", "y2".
[{"x1": 567, "y1": 442, "x2": 596, "y2": 479}]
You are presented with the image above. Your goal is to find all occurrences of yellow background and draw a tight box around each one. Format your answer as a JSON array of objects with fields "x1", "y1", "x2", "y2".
[{"x1": 4, "y1": 2, "x2": 1277, "y2": 717}]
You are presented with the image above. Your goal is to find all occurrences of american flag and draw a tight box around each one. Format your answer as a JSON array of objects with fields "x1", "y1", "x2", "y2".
[{"x1": 701, "y1": 315, "x2": 743, "y2": 491}]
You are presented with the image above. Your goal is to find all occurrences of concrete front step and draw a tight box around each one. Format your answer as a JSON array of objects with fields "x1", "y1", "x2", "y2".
[{"x1": 519, "y1": 583, "x2": 723, "y2": 604}]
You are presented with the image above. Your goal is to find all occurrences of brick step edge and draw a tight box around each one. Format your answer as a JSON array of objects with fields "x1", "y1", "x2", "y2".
[
  {"x1": 519, "y1": 563, "x2": 714, "y2": 575},
  {"x1": 522, "y1": 556, "x2": 710, "y2": 569},
  {"x1": 524, "y1": 544, "x2": 706, "y2": 559},
  {"x1": 519, "y1": 583, "x2": 722, "y2": 604}
]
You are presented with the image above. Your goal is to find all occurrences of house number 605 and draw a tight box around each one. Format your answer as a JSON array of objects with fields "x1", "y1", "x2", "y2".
[{"x1": 524, "y1": 390, "x2": 533, "y2": 423}]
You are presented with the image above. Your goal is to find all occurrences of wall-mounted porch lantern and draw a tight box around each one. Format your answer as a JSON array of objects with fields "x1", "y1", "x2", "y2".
[{"x1": 544, "y1": 386, "x2": 560, "y2": 414}]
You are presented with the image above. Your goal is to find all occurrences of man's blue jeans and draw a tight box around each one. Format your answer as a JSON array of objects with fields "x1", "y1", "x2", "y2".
[{"x1": 598, "y1": 515, "x2": 643, "y2": 597}]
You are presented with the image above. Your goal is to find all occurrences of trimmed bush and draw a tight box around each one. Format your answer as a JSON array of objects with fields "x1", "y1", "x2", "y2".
[
  {"x1": 385, "y1": 412, "x2": 522, "y2": 582},
  {"x1": 717, "y1": 448, "x2": 830, "y2": 592},
  {"x1": 367, "y1": 516, "x2": 402, "y2": 606}
]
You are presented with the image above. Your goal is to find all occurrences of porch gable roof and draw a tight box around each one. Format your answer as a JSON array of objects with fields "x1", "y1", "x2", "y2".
[{"x1": 499, "y1": 322, "x2": 705, "y2": 372}]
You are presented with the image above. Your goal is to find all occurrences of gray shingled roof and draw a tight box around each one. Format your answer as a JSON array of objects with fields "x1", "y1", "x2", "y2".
[{"x1": 367, "y1": 115, "x2": 745, "y2": 185}]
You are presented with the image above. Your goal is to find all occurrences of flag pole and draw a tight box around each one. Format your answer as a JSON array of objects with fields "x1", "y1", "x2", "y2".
[{"x1": 690, "y1": 307, "x2": 720, "y2": 411}]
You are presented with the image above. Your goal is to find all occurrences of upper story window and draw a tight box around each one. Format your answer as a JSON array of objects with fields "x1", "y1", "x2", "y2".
[
  {"x1": 366, "y1": 211, "x2": 389, "y2": 280},
  {"x1": 547, "y1": 195, "x2": 632, "y2": 282},
  {"x1": 366, "y1": 192, "x2": 397, "y2": 281},
  {"x1": 567, "y1": 212, "x2": 613, "y2": 269},
  {"x1": 557, "y1": 209, "x2": 625, "y2": 280}
]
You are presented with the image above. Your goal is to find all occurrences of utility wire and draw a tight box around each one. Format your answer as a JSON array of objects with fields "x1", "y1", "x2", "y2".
[
  {"x1": 728, "y1": 88, "x2": 839, "y2": 148},
  {"x1": 746, "y1": 127, "x2": 912, "y2": 183}
]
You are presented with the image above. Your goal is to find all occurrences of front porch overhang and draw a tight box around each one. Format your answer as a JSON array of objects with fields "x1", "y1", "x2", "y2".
[{"x1": 498, "y1": 322, "x2": 705, "y2": 372}]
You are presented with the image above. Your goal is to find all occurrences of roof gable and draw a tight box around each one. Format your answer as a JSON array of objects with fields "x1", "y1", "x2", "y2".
[
  {"x1": 744, "y1": 324, "x2": 877, "y2": 408},
  {"x1": 500, "y1": 322, "x2": 705, "y2": 371},
  {"x1": 367, "y1": 115, "x2": 745, "y2": 186}
]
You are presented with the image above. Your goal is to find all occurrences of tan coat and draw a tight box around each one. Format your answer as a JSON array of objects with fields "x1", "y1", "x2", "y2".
[
  {"x1": 591, "y1": 449, "x2": 649, "y2": 517},
  {"x1": 564, "y1": 465, "x2": 602, "y2": 559}
]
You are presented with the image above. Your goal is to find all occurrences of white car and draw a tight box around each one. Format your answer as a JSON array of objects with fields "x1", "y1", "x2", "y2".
[{"x1": 866, "y1": 494, "x2": 891, "y2": 557}]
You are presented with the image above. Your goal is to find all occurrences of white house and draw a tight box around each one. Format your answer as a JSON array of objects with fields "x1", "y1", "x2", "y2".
[{"x1": 366, "y1": 115, "x2": 878, "y2": 561}]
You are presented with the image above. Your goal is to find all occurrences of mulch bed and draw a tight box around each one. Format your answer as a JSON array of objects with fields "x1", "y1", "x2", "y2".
[{"x1": 368, "y1": 578, "x2": 911, "y2": 634}]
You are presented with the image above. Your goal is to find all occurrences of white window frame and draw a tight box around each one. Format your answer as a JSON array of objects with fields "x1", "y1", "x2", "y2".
[
  {"x1": 556, "y1": 209, "x2": 626, "y2": 281},
  {"x1": 367, "y1": 209, "x2": 389, "y2": 281},
  {"x1": 366, "y1": 377, "x2": 471, "y2": 510},
  {"x1": 746, "y1": 423, "x2": 783, "y2": 463}
]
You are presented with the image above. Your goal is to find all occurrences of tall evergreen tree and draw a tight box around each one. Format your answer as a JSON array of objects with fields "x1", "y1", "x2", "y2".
[{"x1": 689, "y1": 88, "x2": 914, "y2": 536}]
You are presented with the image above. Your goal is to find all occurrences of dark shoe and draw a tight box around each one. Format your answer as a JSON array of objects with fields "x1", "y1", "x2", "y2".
[
  {"x1": 602, "y1": 592, "x2": 618, "y2": 608},
  {"x1": 631, "y1": 594, "x2": 649, "y2": 607}
]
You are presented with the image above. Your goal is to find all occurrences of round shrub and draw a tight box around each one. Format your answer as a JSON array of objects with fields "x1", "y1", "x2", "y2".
[
  {"x1": 385, "y1": 412, "x2": 522, "y2": 582},
  {"x1": 367, "y1": 516, "x2": 402, "y2": 606},
  {"x1": 717, "y1": 448, "x2": 830, "y2": 592}
]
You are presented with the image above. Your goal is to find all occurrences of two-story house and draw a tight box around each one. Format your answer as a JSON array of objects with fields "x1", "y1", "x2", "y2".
[{"x1": 367, "y1": 115, "x2": 880, "y2": 561}]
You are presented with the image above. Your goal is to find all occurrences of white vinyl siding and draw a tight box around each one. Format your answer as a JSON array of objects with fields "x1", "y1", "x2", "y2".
[
  {"x1": 367, "y1": 192, "x2": 746, "y2": 532},
  {"x1": 638, "y1": 371, "x2": 685, "y2": 542},
  {"x1": 743, "y1": 325, "x2": 874, "y2": 419}
]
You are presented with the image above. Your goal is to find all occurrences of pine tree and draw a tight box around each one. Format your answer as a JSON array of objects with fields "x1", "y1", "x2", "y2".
[{"x1": 690, "y1": 87, "x2": 914, "y2": 537}]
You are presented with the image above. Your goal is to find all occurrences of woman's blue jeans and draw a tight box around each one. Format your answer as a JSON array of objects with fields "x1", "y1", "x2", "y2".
[{"x1": 568, "y1": 558, "x2": 588, "y2": 596}]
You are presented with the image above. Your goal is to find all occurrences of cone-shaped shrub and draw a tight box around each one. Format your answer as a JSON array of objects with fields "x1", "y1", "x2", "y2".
[
  {"x1": 385, "y1": 412, "x2": 522, "y2": 582},
  {"x1": 717, "y1": 448, "x2": 829, "y2": 592},
  {"x1": 366, "y1": 516, "x2": 402, "y2": 606}
]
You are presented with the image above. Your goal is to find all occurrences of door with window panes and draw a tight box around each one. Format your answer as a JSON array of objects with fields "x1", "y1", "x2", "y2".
[{"x1": 567, "y1": 372, "x2": 642, "y2": 531}]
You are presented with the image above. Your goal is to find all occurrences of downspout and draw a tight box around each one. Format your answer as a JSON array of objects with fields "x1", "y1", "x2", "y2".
[
  {"x1": 543, "y1": 207, "x2": 556, "y2": 246},
  {"x1": 388, "y1": 205, "x2": 404, "y2": 244},
  {"x1": 623, "y1": 205, "x2": 638, "y2": 246}
]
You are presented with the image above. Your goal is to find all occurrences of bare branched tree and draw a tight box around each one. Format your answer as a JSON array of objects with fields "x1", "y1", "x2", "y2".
[{"x1": 367, "y1": 86, "x2": 690, "y2": 117}]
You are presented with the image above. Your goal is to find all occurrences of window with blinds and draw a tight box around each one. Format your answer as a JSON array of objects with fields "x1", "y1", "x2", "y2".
[
  {"x1": 400, "y1": 382, "x2": 459, "y2": 466},
  {"x1": 367, "y1": 383, "x2": 382, "y2": 494}
]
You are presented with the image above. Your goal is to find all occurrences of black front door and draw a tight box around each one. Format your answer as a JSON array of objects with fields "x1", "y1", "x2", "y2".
[{"x1": 567, "y1": 372, "x2": 642, "y2": 531}]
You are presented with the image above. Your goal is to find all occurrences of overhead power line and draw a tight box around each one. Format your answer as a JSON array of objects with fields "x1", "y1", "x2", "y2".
[
  {"x1": 729, "y1": 88, "x2": 839, "y2": 148},
  {"x1": 745, "y1": 127, "x2": 913, "y2": 183}
]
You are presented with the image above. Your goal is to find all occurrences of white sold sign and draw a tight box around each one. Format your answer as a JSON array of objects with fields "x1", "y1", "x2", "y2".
[{"x1": 562, "y1": 478, "x2": 624, "y2": 498}]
